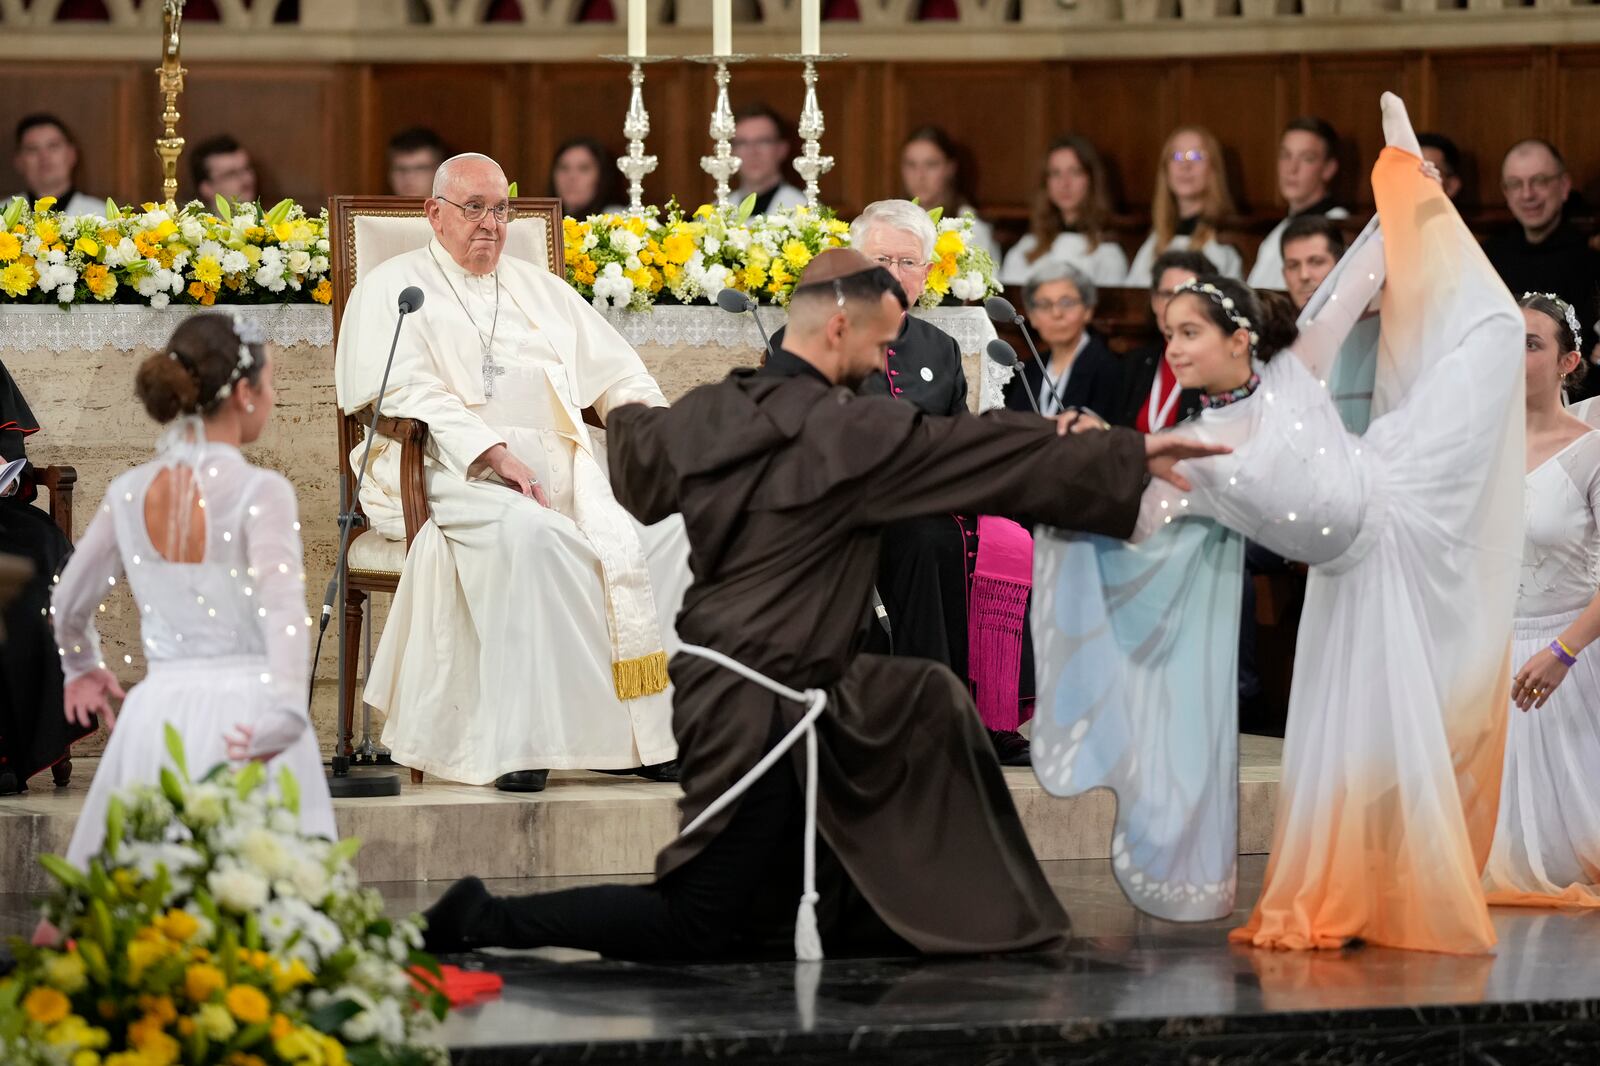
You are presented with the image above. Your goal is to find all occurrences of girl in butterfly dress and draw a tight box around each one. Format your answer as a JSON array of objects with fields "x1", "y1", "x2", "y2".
[
  {"x1": 1479, "y1": 293, "x2": 1600, "y2": 908},
  {"x1": 50, "y1": 313, "x2": 336, "y2": 876},
  {"x1": 1126, "y1": 93, "x2": 1525, "y2": 954}
]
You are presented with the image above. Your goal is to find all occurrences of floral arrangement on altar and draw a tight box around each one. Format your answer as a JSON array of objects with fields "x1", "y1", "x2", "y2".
[
  {"x1": 0, "y1": 728, "x2": 448, "y2": 1066},
  {"x1": 563, "y1": 199, "x2": 999, "y2": 312},
  {"x1": 0, "y1": 196, "x2": 332, "y2": 309}
]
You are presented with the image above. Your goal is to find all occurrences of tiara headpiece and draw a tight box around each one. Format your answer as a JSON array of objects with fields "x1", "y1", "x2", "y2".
[
  {"x1": 163, "y1": 313, "x2": 263, "y2": 409},
  {"x1": 1522, "y1": 292, "x2": 1583, "y2": 350},
  {"x1": 1174, "y1": 279, "x2": 1259, "y2": 354}
]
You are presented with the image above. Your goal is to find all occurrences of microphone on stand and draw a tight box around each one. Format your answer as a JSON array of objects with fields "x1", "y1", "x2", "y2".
[
  {"x1": 310, "y1": 284, "x2": 424, "y2": 794},
  {"x1": 716, "y1": 287, "x2": 777, "y2": 359},
  {"x1": 984, "y1": 295, "x2": 1048, "y2": 371},
  {"x1": 985, "y1": 338, "x2": 1042, "y2": 417}
]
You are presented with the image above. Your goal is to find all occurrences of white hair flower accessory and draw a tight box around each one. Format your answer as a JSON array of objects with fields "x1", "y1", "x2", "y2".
[
  {"x1": 212, "y1": 313, "x2": 265, "y2": 405},
  {"x1": 1175, "y1": 279, "x2": 1258, "y2": 355},
  {"x1": 1523, "y1": 292, "x2": 1583, "y2": 349}
]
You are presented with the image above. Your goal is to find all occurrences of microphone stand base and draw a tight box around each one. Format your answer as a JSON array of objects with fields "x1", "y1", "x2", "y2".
[{"x1": 325, "y1": 766, "x2": 403, "y2": 798}]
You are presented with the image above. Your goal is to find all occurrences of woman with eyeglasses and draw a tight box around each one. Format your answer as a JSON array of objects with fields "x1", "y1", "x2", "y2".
[
  {"x1": 999, "y1": 136, "x2": 1128, "y2": 288},
  {"x1": 1124, "y1": 127, "x2": 1243, "y2": 287},
  {"x1": 1002, "y1": 260, "x2": 1124, "y2": 421},
  {"x1": 899, "y1": 125, "x2": 1000, "y2": 264}
]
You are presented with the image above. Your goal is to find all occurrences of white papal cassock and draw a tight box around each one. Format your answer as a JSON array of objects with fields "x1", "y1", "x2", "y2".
[{"x1": 334, "y1": 239, "x2": 691, "y2": 783}]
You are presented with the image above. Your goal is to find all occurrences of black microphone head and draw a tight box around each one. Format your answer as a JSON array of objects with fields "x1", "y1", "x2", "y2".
[
  {"x1": 716, "y1": 287, "x2": 754, "y2": 314},
  {"x1": 397, "y1": 286, "x2": 425, "y2": 314},
  {"x1": 983, "y1": 295, "x2": 1019, "y2": 324},
  {"x1": 985, "y1": 338, "x2": 1019, "y2": 368}
]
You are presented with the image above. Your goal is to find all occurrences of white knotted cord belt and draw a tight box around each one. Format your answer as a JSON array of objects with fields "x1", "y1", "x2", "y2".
[{"x1": 675, "y1": 642, "x2": 827, "y2": 962}]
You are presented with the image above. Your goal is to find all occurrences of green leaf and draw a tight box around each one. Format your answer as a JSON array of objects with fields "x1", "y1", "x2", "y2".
[
  {"x1": 104, "y1": 796, "x2": 126, "y2": 855},
  {"x1": 214, "y1": 194, "x2": 232, "y2": 223},
  {"x1": 164, "y1": 723, "x2": 189, "y2": 781},
  {"x1": 408, "y1": 949, "x2": 443, "y2": 979},
  {"x1": 235, "y1": 760, "x2": 264, "y2": 799},
  {"x1": 265, "y1": 198, "x2": 294, "y2": 227},
  {"x1": 277, "y1": 765, "x2": 301, "y2": 816},
  {"x1": 87, "y1": 864, "x2": 113, "y2": 903},
  {"x1": 232, "y1": 1021, "x2": 270, "y2": 1049},
  {"x1": 244, "y1": 912, "x2": 260, "y2": 952},
  {"x1": 1, "y1": 196, "x2": 24, "y2": 229},
  {"x1": 38, "y1": 853, "x2": 88, "y2": 892},
  {"x1": 736, "y1": 193, "x2": 757, "y2": 224},
  {"x1": 78, "y1": 940, "x2": 109, "y2": 984},
  {"x1": 306, "y1": 997, "x2": 364, "y2": 1034},
  {"x1": 927, "y1": 206, "x2": 944, "y2": 225},
  {"x1": 159, "y1": 767, "x2": 185, "y2": 809},
  {"x1": 90, "y1": 898, "x2": 114, "y2": 949},
  {"x1": 507, "y1": 180, "x2": 519, "y2": 198},
  {"x1": 327, "y1": 837, "x2": 362, "y2": 868}
]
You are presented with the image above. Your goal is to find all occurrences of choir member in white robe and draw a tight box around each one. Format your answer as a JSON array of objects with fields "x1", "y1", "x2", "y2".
[{"x1": 334, "y1": 153, "x2": 691, "y2": 791}]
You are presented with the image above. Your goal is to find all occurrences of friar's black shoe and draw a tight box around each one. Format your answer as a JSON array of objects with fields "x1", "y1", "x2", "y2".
[
  {"x1": 0, "y1": 772, "x2": 24, "y2": 796},
  {"x1": 494, "y1": 769, "x2": 549, "y2": 793},
  {"x1": 422, "y1": 876, "x2": 494, "y2": 954},
  {"x1": 989, "y1": 729, "x2": 1032, "y2": 767}
]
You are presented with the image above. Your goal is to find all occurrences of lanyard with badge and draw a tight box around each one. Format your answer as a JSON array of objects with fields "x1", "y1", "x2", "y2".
[{"x1": 1146, "y1": 364, "x2": 1182, "y2": 429}]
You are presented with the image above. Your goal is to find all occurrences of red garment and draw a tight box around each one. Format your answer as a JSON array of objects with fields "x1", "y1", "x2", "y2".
[
  {"x1": 1136, "y1": 359, "x2": 1181, "y2": 433},
  {"x1": 412, "y1": 964, "x2": 504, "y2": 1007}
]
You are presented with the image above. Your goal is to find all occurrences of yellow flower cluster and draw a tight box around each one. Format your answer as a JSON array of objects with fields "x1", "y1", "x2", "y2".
[{"x1": 0, "y1": 194, "x2": 333, "y2": 308}]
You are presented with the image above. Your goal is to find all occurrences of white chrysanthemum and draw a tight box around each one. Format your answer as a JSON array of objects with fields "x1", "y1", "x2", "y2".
[
  {"x1": 290, "y1": 857, "x2": 330, "y2": 903},
  {"x1": 951, "y1": 270, "x2": 987, "y2": 302},
  {"x1": 220, "y1": 250, "x2": 249, "y2": 275},
  {"x1": 701, "y1": 236, "x2": 721, "y2": 256},
  {"x1": 170, "y1": 250, "x2": 191, "y2": 272},
  {"x1": 208, "y1": 864, "x2": 269, "y2": 913},
  {"x1": 315, "y1": 237, "x2": 330, "y2": 253},
  {"x1": 22, "y1": 236, "x2": 42, "y2": 257},
  {"x1": 240, "y1": 826, "x2": 295, "y2": 879},
  {"x1": 610, "y1": 229, "x2": 644, "y2": 255},
  {"x1": 310, "y1": 255, "x2": 329, "y2": 274},
  {"x1": 196, "y1": 239, "x2": 225, "y2": 262},
  {"x1": 149, "y1": 291, "x2": 171, "y2": 309}
]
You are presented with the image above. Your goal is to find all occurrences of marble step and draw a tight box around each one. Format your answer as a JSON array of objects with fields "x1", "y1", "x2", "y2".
[{"x1": 0, "y1": 736, "x2": 1281, "y2": 894}]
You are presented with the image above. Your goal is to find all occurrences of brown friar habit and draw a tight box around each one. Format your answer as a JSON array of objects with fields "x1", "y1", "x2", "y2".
[{"x1": 605, "y1": 348, "x2": 1148, "y2": 954}]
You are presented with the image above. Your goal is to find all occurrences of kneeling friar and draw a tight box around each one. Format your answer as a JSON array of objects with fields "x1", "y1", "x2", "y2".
[{"x1": 334, "y1": 153, "x2": 691, "y2": 789}]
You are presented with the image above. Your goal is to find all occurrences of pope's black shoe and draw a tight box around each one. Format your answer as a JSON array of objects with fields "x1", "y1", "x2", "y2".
[
  {"x1": 422, "y1": 876, "x2": 494, "y2": 954},
  {"x1": 494, "y1": 769, "x2": 549, "y2": 793},
  {"x1": 634, "y1": 761, "x2": 679, "y2": 783}
]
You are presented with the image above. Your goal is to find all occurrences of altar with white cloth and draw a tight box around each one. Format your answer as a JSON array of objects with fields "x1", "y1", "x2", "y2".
[{"x1": 0, "y1": 302, "x2": 1000, "y2": 753}]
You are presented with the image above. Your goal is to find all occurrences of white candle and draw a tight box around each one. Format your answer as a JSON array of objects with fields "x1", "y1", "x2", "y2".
[
  {"x1": 628, "y1": 0, "x2": 647, "y2": 57},
  {"x1": 801, "y1": 0, "x2": 820, "y2": 56},
  {"x1": 713, "y1": 0, "x2": 732, "y2": 56}
]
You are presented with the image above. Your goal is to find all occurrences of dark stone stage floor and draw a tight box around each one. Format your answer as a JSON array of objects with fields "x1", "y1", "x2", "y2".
[{"x1": 6, "y1": 857, "x2": 1598, "y2": 1063}]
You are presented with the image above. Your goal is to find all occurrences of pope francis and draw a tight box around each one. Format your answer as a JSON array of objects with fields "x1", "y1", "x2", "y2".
[{"x1": 334, "y1": 153, "x2": 691, "y2": 792}]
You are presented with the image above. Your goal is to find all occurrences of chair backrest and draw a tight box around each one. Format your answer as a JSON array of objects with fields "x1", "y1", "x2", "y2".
[{"x1": 327, "y1": 195, "x2": 566, "y2": 527}]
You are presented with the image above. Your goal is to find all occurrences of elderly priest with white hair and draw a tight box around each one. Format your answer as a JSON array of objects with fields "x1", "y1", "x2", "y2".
[{"x1": 335, "y1": 152, "x2": 691, "y2": 793}]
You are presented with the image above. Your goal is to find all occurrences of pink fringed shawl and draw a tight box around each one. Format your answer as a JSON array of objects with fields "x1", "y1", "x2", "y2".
[{"x1": 968, "y1": 516, "x2": 1033, "y2": 731}]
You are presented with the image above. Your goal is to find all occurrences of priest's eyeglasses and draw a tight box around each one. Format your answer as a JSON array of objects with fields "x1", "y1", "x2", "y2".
[
  {"x1": 872, "y1": 255, "x2": 929, "y2": 274},
  {"x1": 437, "y1": 197, "x2": 514, "y2": 224}
]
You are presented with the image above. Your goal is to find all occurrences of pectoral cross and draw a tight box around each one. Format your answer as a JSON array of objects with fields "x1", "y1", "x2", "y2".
[{"x1": 483, "y1": 358, "x2": 507, "y2": 399}]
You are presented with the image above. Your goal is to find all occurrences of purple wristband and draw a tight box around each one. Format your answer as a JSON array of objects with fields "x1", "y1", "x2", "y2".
[{"x1": 1550, "y1": 639, "x2": 1578, "y2": 667}]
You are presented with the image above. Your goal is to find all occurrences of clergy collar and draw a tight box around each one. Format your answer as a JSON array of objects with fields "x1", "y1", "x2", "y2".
[
  {"x1": 27, "y1": 186, "x2": 76, "y2": 205},
  {"x1": 762, "y1": 347, "x2": 834, "y2": 386},
  {"x1": 428, "y1": 237, "x2": 498, "y2": 281}
]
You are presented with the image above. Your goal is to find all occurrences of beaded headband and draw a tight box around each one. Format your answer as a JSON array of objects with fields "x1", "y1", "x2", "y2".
[
  {"x1": 1522, "y1": 292, "x2": 1583, "y2": 350},
  {"x1": 1174, "y1": 279, "x2": 1260, "y2": 355},
  {"x1": 165, "y1": 313, "x2": 264, "y2": 410}
]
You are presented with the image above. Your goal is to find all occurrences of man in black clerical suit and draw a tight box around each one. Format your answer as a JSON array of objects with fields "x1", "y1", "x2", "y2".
[{"x1": 771, "y1": 200, "x2": 1027, "y2": 762}]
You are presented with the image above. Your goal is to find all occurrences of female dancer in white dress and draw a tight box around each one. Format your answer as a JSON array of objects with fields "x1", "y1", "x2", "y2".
[
  {"x1": 1129, "y1": 94, "x2": 1525, "y2": 954},
  {"x1": 52, "y1": 313, "x2": 336, "y2": 871},
  {"x1": 1480, "y1": 293, "x2": 1600, "y2": 908}
]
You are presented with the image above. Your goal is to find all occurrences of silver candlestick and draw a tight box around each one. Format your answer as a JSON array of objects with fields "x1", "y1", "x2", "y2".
[
  {"x1": 601, "y1": 55, "x2": 670, "y2": 218},
  {"x1": 689, "y1": 54, "x2": 752, "y2": 211},
  {"x1": 776, "y1": 54, "x2": 845, "y2": 210}
]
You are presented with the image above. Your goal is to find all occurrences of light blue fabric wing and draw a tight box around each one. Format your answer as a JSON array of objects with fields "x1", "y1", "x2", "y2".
[
  {"x1": 1325, "y1": 316, "x2": 1380, "y2": 435},
  {"x1": 1031, "y1": 517, "x2": 1244, "y2": 922}
]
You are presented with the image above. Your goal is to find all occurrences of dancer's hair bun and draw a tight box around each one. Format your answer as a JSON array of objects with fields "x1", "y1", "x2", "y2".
[
  {"x1": 135, "y1": 313, "x2": 266, "y2": 424},
  {"x1": 1252, "y1": 290, "x2": 1301, "y2": 363},
  {"x1": 135, "y1": 350, "x2": 201, "y2": 423}
]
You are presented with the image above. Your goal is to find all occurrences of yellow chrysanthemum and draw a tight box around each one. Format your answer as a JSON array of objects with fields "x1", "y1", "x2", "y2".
[
  {"x1": 933, "y1": 231, "x2": 964, "y2": 260},
  {"x1": 73, "y1": 236, "x2": 100, "y2": 258},
  {"x1": 223, "y1": 984, "x2": 270, "y2": 1026},
  {"x1": 742, "y1": 265, "x2": 767, "y2": 290},
  {"x1": 926, "y1": 270, "x2": 951, "y2": 297},
  {"x1": 780, "y1": 240, "x2": 813, "y2": 270},
  {"x1": 185, "y1": 962, "x2": 227, "y2": 1003},
  {"x1": 71, "y1": 1052, "x2": 102, "y2": 1066},
  {"x1": 25, "y1": 987, "x2": 72, "y2": 1025},
  {"x1": 662, "y1": 232, "x2": 696, "y2": 266},
  {"x1": 272, "y1": 958, "x2": 314, "y2": 994},
  {"x1": 1, "y1": 261, "x2": 35, "y2": 297},
  {"x1": 193, "y1": 256, "x2": 222, "y2": 287},
  {"x1": 623, "y1": 216, "x2": 648, "y2": 238},
  {"x1": 826, "y1": 219, "x2": 850, "y2": 236},
  {"x1": 273, "y1": 1026, "x2": 326, "y2": 1065},
  {"x1": 84, "y1": 265, "x2": 116, "y2": 300},
  {"x1": 194, "y1": 1003, "x2": 236, "y2": 1041},
  {"x1": 46, "y1": 1013, "x2": 107, "y2": 1049},
  {"x1": 43, "y1": 950, "x2": 88, "y2": 993},
  {"x1": 154, "y1": 909, "x2": 200, "y2": 943},
  {"x1": 311, "y1": 278, "x2": 333, "y2": 304},
  {"x1": 662, "y1": 263, "x2": 682, "y2": 284},
  {"x1": 137, "y1": 995, "x2": 177, "y2": 1026},
  {"x1": 0, "y1": 231, "x2": 21, "y2": 261},
  {"x1": 99, "y1": 227, "x2": 121, "y2": 246},
  {"x1": 34, "y1": 220, "x2": 60, "y2": 246},
  {"x1": 270, "y1": 1013, "x2": 294, "y2": 1040}
]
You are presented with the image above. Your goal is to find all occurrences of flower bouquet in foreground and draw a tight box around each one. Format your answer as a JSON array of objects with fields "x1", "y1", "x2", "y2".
[{"x1": 0, "y1": 727, "x2": 447, "y2": 1066}]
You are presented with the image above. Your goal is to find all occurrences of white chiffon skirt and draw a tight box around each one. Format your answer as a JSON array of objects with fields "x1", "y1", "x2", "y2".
[
  {"x1": 1482, "y1": 609, "x2": 1600, "y2": 908},
  {"x1": 65, "y1": 655, "x2": 337, "y2": 870}
]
